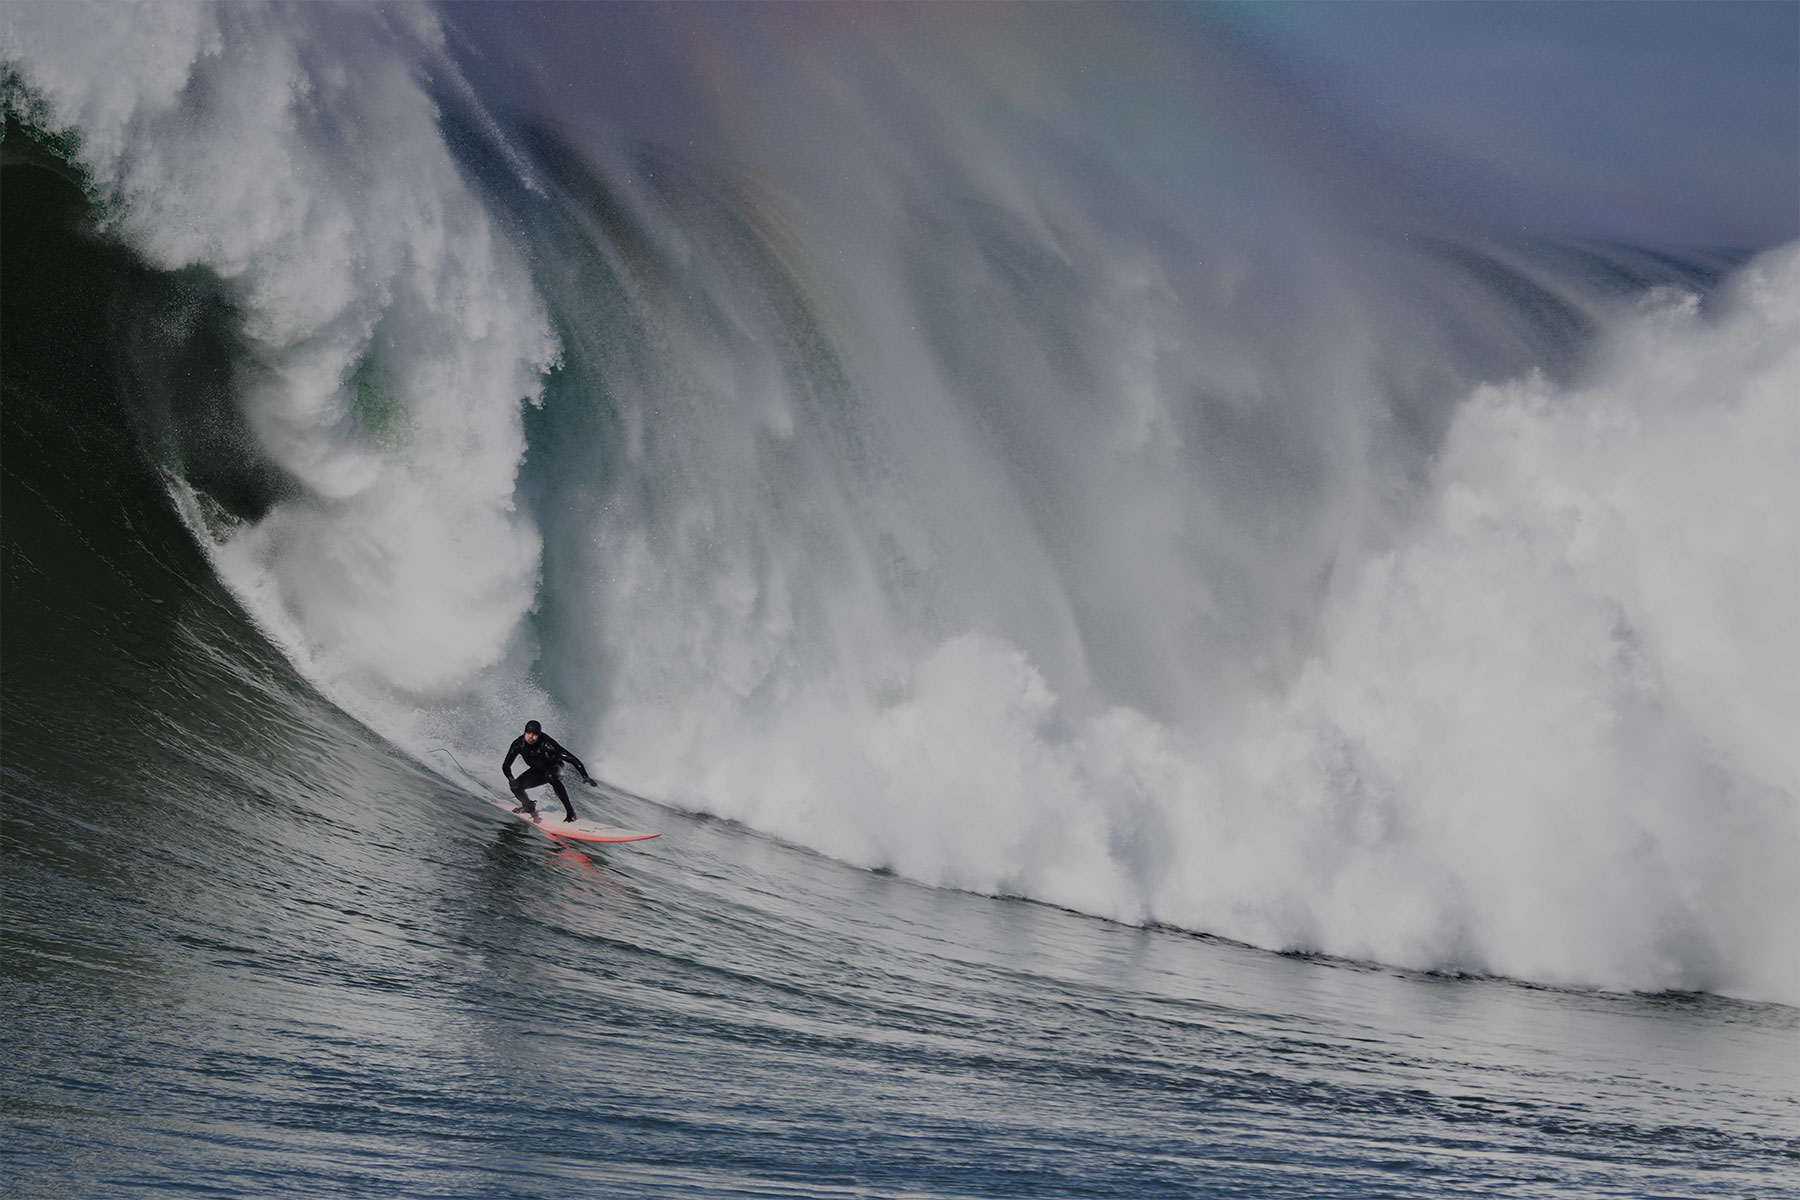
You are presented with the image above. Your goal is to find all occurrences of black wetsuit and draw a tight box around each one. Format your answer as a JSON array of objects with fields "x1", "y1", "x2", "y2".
[{"x1": 502, "y1": 732, "x2": 591, "y2": 821}]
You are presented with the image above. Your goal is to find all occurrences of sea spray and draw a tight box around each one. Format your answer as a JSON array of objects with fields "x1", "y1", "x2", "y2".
[
  {"x1": 589, "y1": 246, "x2": 1799, "y2": 1002},
  {"x1": 1251, "y1": 250, "x2": 1800, "y2": 997}
]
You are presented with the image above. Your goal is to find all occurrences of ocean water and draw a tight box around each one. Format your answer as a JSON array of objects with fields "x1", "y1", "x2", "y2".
[{"x1": 4, "y1": 3, "x2": 1798, "y2": 1196}]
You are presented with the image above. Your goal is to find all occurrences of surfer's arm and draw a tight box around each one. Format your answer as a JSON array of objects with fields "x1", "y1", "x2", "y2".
[
  {"x1": 501, "y1": 739, "x2": 521, "y2": 780},
  {"x1": 548, "y1": 737, "x2": 594, "y2": 783}
]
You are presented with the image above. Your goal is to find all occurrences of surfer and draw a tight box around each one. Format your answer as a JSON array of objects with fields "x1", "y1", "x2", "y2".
[{"x1": 502, "y1": 720, "x2": 595, "y2": 823}]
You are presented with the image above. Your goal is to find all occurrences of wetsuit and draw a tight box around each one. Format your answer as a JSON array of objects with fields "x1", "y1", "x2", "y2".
[{"x1": 502, "y1": 732, "x2": 591, "y2": 821}]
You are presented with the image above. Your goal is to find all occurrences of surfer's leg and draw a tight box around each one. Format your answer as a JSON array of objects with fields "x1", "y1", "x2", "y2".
[
  {"x1": 511, "y1": 767, "x2": 546, "y2": 815},
  {"x1": 548, "y1": 772, "x2": 577, "y2": 822}
]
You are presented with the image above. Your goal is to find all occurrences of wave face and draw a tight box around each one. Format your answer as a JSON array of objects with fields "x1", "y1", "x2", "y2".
[{"x1": 5, "y1": 2, "x2": 1797, "y2": 1003}]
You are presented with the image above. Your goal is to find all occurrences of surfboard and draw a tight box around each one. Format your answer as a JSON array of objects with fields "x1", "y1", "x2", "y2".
[
  {"x1": 427, "y1": 748, "x2": 660, "y2": 845},
  {"x1": 485, "y1": 792, "x2": 660, "y2": 844}
]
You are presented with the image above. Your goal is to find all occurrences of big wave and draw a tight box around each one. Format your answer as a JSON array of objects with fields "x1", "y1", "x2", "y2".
[{"x1": 5, "y1": 1, "x2": 1795, "y2": 1003}]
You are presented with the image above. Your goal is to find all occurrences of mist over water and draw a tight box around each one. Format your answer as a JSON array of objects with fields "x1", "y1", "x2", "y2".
[{"x1": 5, "y1": 0, "x2": 1797, "y2": 1004}]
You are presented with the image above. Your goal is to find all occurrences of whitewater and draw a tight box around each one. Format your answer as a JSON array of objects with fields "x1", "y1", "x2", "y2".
[{"x1": 4, "y1": 4, "x2": 1799, "y2": 1195}]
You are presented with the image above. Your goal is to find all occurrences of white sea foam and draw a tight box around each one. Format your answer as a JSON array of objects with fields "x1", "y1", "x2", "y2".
[
  {"x1": 4, "y1": 2, "x2": 559, "y2": 750},
  {"x1": 1253, "y1": 255, "x2": 1800, "y2": 993},
  {"x1": 592, "y1": 242, "x2": 1800, "y2": 1004}
]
